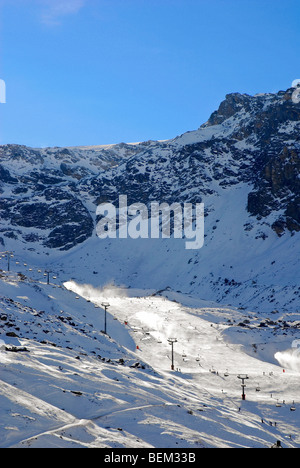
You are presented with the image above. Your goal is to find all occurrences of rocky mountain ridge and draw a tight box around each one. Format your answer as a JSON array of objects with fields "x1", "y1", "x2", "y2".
[
  {"x1": 0, "y1": 85, "x2": 299, "y2": 252},
  {"x1": 0, "y1": 141, "x2": 153, "y2": 249}
]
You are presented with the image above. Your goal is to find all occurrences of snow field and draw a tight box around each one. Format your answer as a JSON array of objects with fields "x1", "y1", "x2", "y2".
[{"x1": 0, "y1": 268, "x2": 299, "y2": 448}]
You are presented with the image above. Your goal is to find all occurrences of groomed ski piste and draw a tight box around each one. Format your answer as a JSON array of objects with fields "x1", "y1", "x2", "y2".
[{"x1": 0, "y1": 256, "x2": 300, "y2": 449}]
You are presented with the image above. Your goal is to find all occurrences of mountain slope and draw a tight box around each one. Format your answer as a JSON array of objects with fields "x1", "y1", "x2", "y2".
[
  {"x1": 0, "y1": 269, "x2": 300, "y2": 448},
  {"x1": 0, "y1": 86, "x2": 299, "y2": 314}
]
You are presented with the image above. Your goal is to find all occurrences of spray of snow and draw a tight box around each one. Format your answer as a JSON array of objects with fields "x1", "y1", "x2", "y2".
[
  {"x1": 275, "y1": 349, "x2": 300, "y2": 373},
  {"x1": 63, "y1": 280, "x2": 127, "y2": 302}
]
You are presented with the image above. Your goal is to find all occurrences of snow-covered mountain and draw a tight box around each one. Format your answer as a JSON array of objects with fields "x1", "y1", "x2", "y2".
[
  {"x1": 0, "y1": 85, "x2": 299, "y2": 313},
  {"x1": 0, "y1": 85, "x2": 299, "y2": 448}
]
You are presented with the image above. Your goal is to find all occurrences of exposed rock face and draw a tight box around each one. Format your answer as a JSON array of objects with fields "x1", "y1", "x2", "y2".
[
  {"x1": 88, "y1": 87, "x2": 299, "y2": 236},
  {"x1": 203, "y1": 88, "x2": 300, "y2": 234},
  {"x1": 0, "y1": 143, "x2": 148, "y2": 250},
  {"x1": 0, "y1": 86, "x2": 299, "y2": 251}
]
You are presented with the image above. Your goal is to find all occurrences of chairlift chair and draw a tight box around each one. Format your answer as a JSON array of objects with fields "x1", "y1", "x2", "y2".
[{"x1": 290, "y1": 401, "x2": 296, "y2": 412}]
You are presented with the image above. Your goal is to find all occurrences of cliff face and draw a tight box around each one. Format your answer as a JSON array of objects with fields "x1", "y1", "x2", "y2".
[
  {"x1": 0, "y1": 142, "x2": 151, "y2": 250},
  {"x1": 203, "y1": 87, "x2": 300, "y2": 234}
]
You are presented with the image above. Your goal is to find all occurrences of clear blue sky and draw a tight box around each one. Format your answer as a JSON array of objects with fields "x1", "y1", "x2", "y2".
[{"x1": 0, "y1": 0, "x2": 299, "y2": 148}]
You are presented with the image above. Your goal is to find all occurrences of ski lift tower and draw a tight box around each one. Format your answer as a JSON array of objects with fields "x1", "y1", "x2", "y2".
[
  {"x1": 0, "y1": 251, "x2": 14, "y2": 272},
  {"x1": 237, "y1": 374, "x2": 249, "y2": 401},
  {"x1": 101, "y1": 302, "x2": 110, "y2": 335},
  {"x1": 44, "y1": 270, "x2": 51, "y2": 285},
  {"x1": 168, "y1": 338, "x2": 177, "y2": 370}
]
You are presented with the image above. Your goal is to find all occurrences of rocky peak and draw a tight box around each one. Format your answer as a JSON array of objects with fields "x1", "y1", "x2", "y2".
[
  {"x1": 203, "y1": 92, "x2": 257, "y2": 127},
  {"x1": 198, "y1": 87, "x2": 300, "y2": 234},
  {"x1": 202, "y1": 87, "x2": 300, "y2": 135}
]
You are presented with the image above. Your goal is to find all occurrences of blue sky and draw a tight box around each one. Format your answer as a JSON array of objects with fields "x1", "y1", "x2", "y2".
[{"x1": 0, "y1": 0, "x2": 299, "y2": 148}]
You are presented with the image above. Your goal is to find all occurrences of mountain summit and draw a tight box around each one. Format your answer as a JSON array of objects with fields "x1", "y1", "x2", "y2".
[{"x1": 203, "y1": 88, "x2": 300, "y2": 235}]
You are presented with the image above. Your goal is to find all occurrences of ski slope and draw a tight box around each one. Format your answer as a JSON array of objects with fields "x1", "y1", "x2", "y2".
[{"x1": 0, "y1": 265, "x2": 300, "y2": 448}]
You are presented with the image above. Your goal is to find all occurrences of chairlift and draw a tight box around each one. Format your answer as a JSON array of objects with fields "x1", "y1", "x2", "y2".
[
  {"x1": 275, "y1": 400, "x2": 282, "y2": 408},
  {"x1": 290, "y1": 401, "x2": 296, "y2": 412},
  {"x1": 256, "y1": 384, "x2": 261, "y2": 392},
  {"x1": 224, "y1": 370, "x2": 229, "y2": 377},
  {"x1": 182, "y1": 351, "x2": 187, "y2": 358}
]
